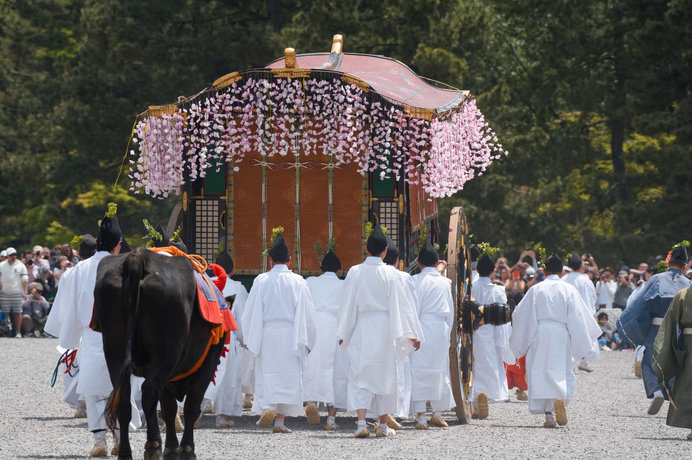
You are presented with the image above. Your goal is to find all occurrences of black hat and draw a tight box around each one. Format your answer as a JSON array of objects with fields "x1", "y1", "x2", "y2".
[
  {"x1": 366, "y1": 225, "x2": 388, "y2": 256},
  {"x1": 477, "y1": 253, "x2": 496, "y2": 276},
  {"x1": 383, "y1": 238, "x2": 399, "y2": 266},
  {"x1": 545, "y1": 253, "x2": 563, "y2": 273},
  {"x1": 320, "y1": 250, "x2": 341, "y2": 272},
  {"x1": 567, "y1": 252, "x2": 583, "y2": 271},
  {"x1": 269, "y1": 233, "x2": 290, "y2": 263},
  {"x1": 152, "y1": 223, "x2": 170, "y2": 247},
  {"x1": 469, "y1": 245, "x2": 481, "y2": 262},
  {"x1": 97, "y1": 216, "x2": 122, "y2": 252},
  {"x1": 216, "y1": 251, "x2": 234, "y2": 274},
  {"x1": 170, "y1": 239, "x2": 187, "y2": 253},
  {"x1": 78, "y1": 234, "x2": 97, "y2": 260},
  {"x1": 670, "y1": 246, "x2": 688, "y2": 264},
  {"x1": 418, "y1": 239, "x2": 439, "y2": 267}
]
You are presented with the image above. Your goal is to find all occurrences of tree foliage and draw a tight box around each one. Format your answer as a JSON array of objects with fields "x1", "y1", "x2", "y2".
[{"x1": 1, "y1": 0, "x2": 690, "y2": 267}]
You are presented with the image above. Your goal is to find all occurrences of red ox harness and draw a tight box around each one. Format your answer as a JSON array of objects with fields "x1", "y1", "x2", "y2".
[{"x1": 149, "y1": 247, "x2": 237, "y2": 382}]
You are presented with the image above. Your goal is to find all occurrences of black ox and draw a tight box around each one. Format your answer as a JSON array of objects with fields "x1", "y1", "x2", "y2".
[{"x1": 93, "y1": 247, "x2": 227, "y2": 459}]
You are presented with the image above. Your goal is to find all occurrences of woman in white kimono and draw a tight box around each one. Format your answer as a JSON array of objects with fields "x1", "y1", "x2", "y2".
[
  {"x1": 471, "y1": 253, "x2": 515, "y2": 419},
  {"x1": 510, "y1": 254, "x2": 601, "y2": 428},
  {"x1": 241, "y1": 234, "x2": 316, "y2": 433}
]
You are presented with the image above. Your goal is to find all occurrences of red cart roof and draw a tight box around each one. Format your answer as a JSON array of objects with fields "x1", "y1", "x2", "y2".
[{"x1": 266, "y1": 53, "x2": 466, "y2": 113}]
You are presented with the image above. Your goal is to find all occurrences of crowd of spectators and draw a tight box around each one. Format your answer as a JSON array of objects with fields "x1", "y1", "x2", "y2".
[
  {"x1": 4, "y1": 241, "x2": 692, "y2": 340},
  {"x1": 0, "y1": 244, "x2": 79, "y2": 337},
  {"x1": 482, "y1": 249, "x2": 692, "y2": 352}
]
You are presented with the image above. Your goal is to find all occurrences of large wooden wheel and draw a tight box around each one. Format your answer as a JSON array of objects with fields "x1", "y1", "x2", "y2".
[{"x1": 446, "y1": 206, "x2": 473, "y2": 423}]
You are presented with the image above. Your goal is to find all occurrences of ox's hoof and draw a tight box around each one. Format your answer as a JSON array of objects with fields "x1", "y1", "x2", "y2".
[
  {"x1": 143, "y1": 440, "x2": 162, "y2": 460},
  {"x1": 163, "y1": 447, "x2": 179, "y2": 460},
  {"x1": 178, "y1": 445, "x2": 196, "y2": 459}
]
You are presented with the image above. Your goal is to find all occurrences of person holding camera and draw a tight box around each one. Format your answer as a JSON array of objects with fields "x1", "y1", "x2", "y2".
[
  {"x1": 22, "y1": 250, "x2": 37, "y2": 283},
  {"x1": 493, "y1": 257, "x2": 511, "y2": 287},
  {"x1": 595, "y1": 267, "x2": 617, "y2": 309},
  {"x1": 21, "y1": 282, "x2": 49, "y2": 337},
  {"x1": 613, "y1": 270, "x2": 634, "y2": 310},
  {"x1": 0, "y1": 247, "x2": 29, "y2": 337}
]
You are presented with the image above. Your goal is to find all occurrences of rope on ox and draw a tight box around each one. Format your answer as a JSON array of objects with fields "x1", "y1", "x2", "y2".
[{"x1": 148, "y1": 246, "x2": 227, "y2": 382}]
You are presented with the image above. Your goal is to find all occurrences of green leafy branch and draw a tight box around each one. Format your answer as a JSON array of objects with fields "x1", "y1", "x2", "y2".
[
  {"x1": 477, "y1": 241, "x2": 501, "y2": 257},
  {"x1": 70, "y1": 235, "x2": 83, "y2": 249},
  {"x1": 364, "y1": 222, "x2": 387, "y2": 240},
  {"x1": 142, "y1": 218, "x2": 163, "y2": 248},
  {"x1": 672, "y1": 240, "x2": 690, "y2": 250},
  {"x1": 314, "y1": 238, "x2": 339, "y2": 260}
]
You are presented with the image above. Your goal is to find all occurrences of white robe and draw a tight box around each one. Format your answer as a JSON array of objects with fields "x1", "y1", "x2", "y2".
[
  {"x1": 204, "y1": 279, "x2": 248, "y2": 416},
  {"x1": 470, "y1": 276, "x2": 515, "y2": 404},
  {"x1": 389, "y1": 267, "x2": 416, "y2": 418},
  {"x1": 562, "y1": 271, "x2": 601, "y2": 361},
  {"x1": 57, "y1": 252, "x2": 113, "y2": 399},
  {"x1": 223, "y1": 279, "x2": 254, "y2": 395},
  {"x1": 509, "y1": 275, "x2": 602, "y2": 413},
  {"x1": 410, "y1": 267, "x2": 455, "y2": 411},
  {"x1": 241, "y1": 264, "x2": 316, "y2": 416},
  {"x1": 336, "y1": 257, "x2": 423, "y2": 415},
  {"x1": 44, "y1": 265, "x2": 81, "y2": 407},
  {"x1": 562, "y1": 271, "x2": 597, "y2": 314},
  {"x1": 302, "y1": 272, "x2": 344, "y2": 405},
  {"x1": 53, "y1": 251, "x2": 140, "y2": 428}
]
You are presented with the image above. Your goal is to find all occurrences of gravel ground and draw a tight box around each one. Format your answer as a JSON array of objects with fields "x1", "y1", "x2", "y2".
[{"x1": 0, "y1": 337, "x2": 690, "y2": 459}]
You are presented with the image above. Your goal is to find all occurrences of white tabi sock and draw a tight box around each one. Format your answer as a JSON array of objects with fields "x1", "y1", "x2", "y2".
[
  {"x1": 378, "y1": 422, "x2": 388, "y2": 430},
  {"x1": 93, "y1": 430, "x2": 107, "y2": 441},
  {"x1": 274, "y1": 419, "x2": 284, "y2": 427},
  {"x1": 433, "y1": 411, "x2": 442, "y2": 417},
  {"x1": 327, "y1": 416, "x2": 336, "y2": 424},
  {"x1": 417, "y1": 416, "x2": 427, "y2": 425},
  {"x1": 653, "y1": 390, "x2": 663, "y2": 398}
]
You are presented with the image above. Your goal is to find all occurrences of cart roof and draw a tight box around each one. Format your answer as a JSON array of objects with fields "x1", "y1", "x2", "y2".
[{"x1": 266, "y1": 53, "x2": 465, "y2": 114}]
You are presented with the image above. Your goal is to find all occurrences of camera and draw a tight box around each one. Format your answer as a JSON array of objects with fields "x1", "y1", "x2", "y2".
[{"x1": 26, "y1": 258, "x2": 34, "y2": 266}]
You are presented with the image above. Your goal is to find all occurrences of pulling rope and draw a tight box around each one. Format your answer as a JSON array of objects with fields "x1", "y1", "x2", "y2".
[
  {"x1": 148, "y1": 246, "x2": 208, "y2": 273},
  {"x1": 50, "y1": 349, "x2": 79, "y2": 387}
]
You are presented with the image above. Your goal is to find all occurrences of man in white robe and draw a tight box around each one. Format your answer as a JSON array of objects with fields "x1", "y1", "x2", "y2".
[
  {"x1": 410, "y1": 240, "x2": 455, "y2": 429},
  {"x1": 56, "y1": 212, "x2": 140, "y2": 456},
  {"x1": 201, "y1": 256, "x2": 248, "y2": 428},
  {"x1": 336, "y1": 225, "x2": 422, "y2": 438},
  {"x1": 470, "y1": 253, "x2": 515, "y2": 420},
  {"x1": 45, "y1": 234, "x2": 97, "y2": 418},
  {"x1": 302, "y1": 250, "x2": 345, "y2": 430},
  {"x1": 510, "y1": 254, "x2": 601, "y2": 428},
  {"x1": 241, "y1": 233, "x2": 316, "y2": 433},
  {"x1": 382, "y1": 239, "x2": 415, "y2": 430},
  {"x1": 562, "y1": 252, "x2": 599, "y2": 372},
  {"x1": 213, "y1": 252, "x2": 255, "y2": 411}
]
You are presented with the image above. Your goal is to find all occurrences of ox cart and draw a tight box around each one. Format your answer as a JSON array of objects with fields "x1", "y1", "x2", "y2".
[{"x1": 127, "y1": 35, "x2": 507, "y2": 423}]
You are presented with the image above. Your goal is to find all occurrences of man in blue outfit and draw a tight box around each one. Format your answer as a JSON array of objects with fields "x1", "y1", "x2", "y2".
[{"x1": 617, "y1": 244, "x2": 691, "y2": 415}]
